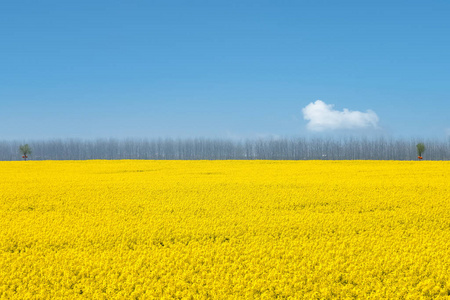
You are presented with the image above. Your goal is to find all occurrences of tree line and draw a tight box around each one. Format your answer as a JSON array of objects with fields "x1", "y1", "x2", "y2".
[{"x1": 1, "y1": 137, "x2": 450, "y2": 161}]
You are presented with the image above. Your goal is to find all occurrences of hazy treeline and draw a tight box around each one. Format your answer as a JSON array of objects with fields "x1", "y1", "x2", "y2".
[{"x1": 1, "y1": 137, "x2": 450, "y2": 161}]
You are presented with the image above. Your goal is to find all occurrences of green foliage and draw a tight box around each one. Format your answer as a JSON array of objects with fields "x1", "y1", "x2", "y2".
[
  {"x1": 416, "y1": 143, "x2": 425, "y2": 157},
  {"x1": 19, "y1": 144, "x2": 32, "y2": 160}
]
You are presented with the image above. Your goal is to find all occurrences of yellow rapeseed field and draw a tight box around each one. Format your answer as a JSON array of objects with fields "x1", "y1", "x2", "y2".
[{"x1": 1, "y1": 160, "x2": 450, "y2": 299}]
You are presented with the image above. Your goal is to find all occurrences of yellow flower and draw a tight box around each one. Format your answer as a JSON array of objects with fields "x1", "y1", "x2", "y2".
[{"x1": 0, "y1": 160, "x2": 449, "y2": 298}]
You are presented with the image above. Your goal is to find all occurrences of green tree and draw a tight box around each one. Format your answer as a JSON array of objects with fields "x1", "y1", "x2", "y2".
[
  {"x1": 19, "y1": 144, "x2": 32, "y2": 161},
  {"x1": 416, "y1": 143, "x2": 425, "y2": 158}
]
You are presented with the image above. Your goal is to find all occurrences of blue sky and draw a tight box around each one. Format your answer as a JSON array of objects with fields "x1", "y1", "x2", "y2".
[{"x1": 1, "y1": 1, "x2": 449, "y2": 140}]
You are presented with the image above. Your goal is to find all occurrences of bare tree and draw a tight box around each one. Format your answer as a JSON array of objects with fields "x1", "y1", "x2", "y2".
[{"x1": 0, "y1": 137, "x2": 447, "y2": 161}]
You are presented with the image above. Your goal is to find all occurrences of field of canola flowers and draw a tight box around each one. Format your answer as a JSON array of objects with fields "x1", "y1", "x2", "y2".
[{"x1": 1, "y1": 160, "x2": 450, "y2": 299}]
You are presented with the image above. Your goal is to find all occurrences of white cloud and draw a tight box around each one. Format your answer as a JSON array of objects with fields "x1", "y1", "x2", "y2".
[{"x1": 302, "y1": 100, "x2": 379, "y2": 131}]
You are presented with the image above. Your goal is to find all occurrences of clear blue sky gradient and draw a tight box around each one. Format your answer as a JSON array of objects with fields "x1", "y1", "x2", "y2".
[{"x1": 1, "y1": 1, "x2": 449, "y2": 140}]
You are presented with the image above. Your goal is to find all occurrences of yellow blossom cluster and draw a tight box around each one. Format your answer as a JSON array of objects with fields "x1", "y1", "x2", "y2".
[{"x1": 1, "y1": 160, "x2": 450, "y2": 299}]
